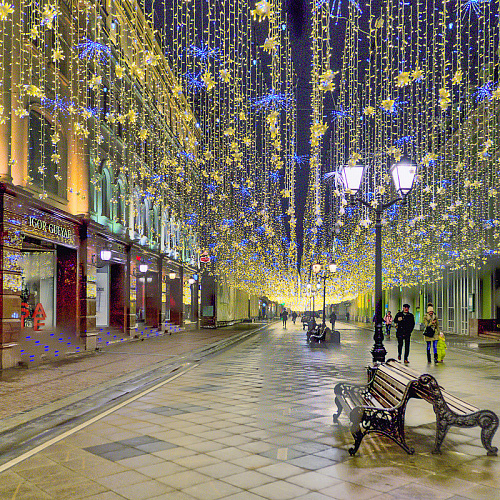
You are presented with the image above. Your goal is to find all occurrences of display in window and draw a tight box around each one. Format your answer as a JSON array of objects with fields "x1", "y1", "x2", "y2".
[{"x1": 20, "y1": 251, "x2": 55, "y2": 331}]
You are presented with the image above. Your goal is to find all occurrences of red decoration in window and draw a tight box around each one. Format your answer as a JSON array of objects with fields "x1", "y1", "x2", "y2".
[{"x1": 33, "y1": 303, "x2": 47, "y2": 331}]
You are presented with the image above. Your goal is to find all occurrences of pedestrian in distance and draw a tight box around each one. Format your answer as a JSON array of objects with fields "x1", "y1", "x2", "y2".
[
  {"x1": 345, "y1": 311, "x2": 350, "y2": 321},
  {"x1": 437, "y1": 331, "x2": 447, "y2": 363},
  {"x1": 291, "y1": 311, "x2": 297, "y2": 324},
  {"x1": 394, "y1": 304, "x2": 415, "y2": 364},
  {"x1": 329, "y1": 310, "x2": 337, "y2": 330},
  {"x1": 281, "y1": 309, "x2": 288, "y2": 328},
  {"x1": 384, "y1": 310, "x2": 393, "y2": 339},
  {"x1": 423, "y1": 303, "x2": 440, "y2": 363}
]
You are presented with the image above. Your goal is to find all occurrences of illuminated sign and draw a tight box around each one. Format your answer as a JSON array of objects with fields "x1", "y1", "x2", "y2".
[{"x1": 23, "y1": 214, "x2": 76, "y2": 246}]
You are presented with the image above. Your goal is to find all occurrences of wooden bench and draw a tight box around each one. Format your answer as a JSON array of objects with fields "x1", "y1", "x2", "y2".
[
  {"x1": 332, "y1": 362, "x2": 418, "y2": 455},
  {"x1": 384, "y1": 359, "x2": 498, "y2": 456},
  {"x1": 333, "y1": 360, "x2": 499, "y2": 456}
]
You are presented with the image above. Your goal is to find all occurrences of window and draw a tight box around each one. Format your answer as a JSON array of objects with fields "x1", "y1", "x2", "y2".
[
  {"x1": 101, "y1": 166, "x2": 112, "y2": 219},
  {"x1": 28, "y1": 112, "x2": 59, "y2": 195},
  {"x1": 21, "y1": 247, "x2": 55, "y2": 331}
]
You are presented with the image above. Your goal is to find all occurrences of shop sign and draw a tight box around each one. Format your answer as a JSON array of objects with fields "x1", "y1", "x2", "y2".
[
  {"x1": 200, "y1": 251, "x2": 210, "y2": 263},
  {"x1": 23, "y1": 214, "x2": 76, "y2": 246}
]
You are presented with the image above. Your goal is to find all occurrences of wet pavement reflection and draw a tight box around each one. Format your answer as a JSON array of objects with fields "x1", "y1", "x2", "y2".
[{"x1": 1, "y1": 321, "x2": 500, "y2": 499}]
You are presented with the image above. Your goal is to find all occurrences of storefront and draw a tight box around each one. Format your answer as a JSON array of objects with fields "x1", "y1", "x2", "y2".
[
  {"x1": 131, "y1": 248, "x2": 161, "y2": 332},
  {"x1": 0, "y1": 186, "x2": 80, "y2": 368},
  {"x1": 161, "y1": 259, "x2": 183, "y2": 327}
]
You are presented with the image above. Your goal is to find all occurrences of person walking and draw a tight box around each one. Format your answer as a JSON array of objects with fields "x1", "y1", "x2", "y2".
[
  {"x1": 383, "y1": 311, "x2": 393, "y2": 339},
  {"x1": 329, "y1": 310, "x2": 337, "y2": 330},
  {"x1": 345, "y1": 311, "x2": 350, "y2": 321},
  {"x1": 281, "y1": 309, "x2": 288, "y2": 328},
  {"x1": 394, "y1": 304, "x2": 415, "y2": 364},
  {"x1": 291, "y1": 311, "x2": 297, "y2": 325},
  {"x1": 423, "y1": 303, "x2": 440, "y2": 363}
]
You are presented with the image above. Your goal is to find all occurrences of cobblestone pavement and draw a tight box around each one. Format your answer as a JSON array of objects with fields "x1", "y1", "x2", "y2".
[{"x1": 1, "y1": 321, "x2": 500, "y2": 499}]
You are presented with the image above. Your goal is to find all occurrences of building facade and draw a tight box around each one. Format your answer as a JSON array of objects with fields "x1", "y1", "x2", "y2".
[{"x1": 0, "y1": 0, "x2": 201, "y2": 368}]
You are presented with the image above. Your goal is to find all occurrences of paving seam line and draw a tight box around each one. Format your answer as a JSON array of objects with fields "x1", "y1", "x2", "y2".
[
  {"x1": 0, "y1": 322, "x2": 271, "y2": 435},
  {"x1": 0, "y1": 364, "x2": 200, "y2": 474}
]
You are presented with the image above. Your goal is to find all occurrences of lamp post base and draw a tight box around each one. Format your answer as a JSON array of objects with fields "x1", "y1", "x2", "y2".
[{"x1": 371, "y1": 324, "x2": 387, "y2": 364}]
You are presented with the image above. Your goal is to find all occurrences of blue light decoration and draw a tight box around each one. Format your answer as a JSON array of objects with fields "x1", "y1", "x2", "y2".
[
  {"x1": 269, "y1": 171, "x2": 281, "y2": 182},
  {"x1": 331, "y1": 105, "x2": 352, "y2": 122},
  {"x1": 185, "y1": 213, "x2": 198, "y2": 226},
  {"x1": 289, "y1": 153, "x2": 309, "y2": 166},
  {"x1": 317, "y1": 0, "x2": 362, "y2": 21},
  {"x1": 76, "y1": 38, "x2": 111, "y2": 64},
  {"x1": 183, "y1": 71, "x2": 205, "y2": 93},
  {"x1": 394, "y1": 135, "x2": 416, "y2": 146},
  {"x1": 187, "y1": 41, "x2": 220, "y2": 62},
  {"x1": 40, "y1": 95, "x2": 74, "y2": 115},
  {"x1": 253, "y1": 90, "x2": 293, "y2": 111},
  {"x1": 472, "y1": 82, "x2": 494, "y2": 103},
  {"x1": 179, "y1": 150, "x2": 196, "y2": 161},
  {"x1": 462, "y1": 0, "x2": 491, "y2": 16},
  {"x1": 240, "y1": 184, "x2": 251, "y2": 197}
]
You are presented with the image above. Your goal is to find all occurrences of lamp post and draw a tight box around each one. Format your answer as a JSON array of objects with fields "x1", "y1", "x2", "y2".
[
  {"x1": 339, "y1": 158, "x2": 417, "y2": 363},
  {"x1": 312, "y1": 263, "x2": 337, "y2": 329}
]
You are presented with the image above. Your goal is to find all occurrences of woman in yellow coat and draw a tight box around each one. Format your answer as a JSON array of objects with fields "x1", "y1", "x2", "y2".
[{"x1": 423, "y1": 303, "x2": 440, "y2": 364}]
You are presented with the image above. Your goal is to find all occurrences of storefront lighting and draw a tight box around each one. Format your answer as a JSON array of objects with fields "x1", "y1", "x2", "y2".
[
  {"x1": 169, "y1": 272, "x2": 177, "y2": 280},
  {"x1": 100, "y1": 249, "x2": 112, "y2": 261},
  {"x1": 139, "y1": 264, "x2": 148, "y2": 273}
]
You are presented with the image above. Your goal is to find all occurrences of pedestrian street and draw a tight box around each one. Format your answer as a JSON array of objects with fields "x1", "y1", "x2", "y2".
[{"x1": 1, "y1": 321, "x2": 500, "y2": 499}]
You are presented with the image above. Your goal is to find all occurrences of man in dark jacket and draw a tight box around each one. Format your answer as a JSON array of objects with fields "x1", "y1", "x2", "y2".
[
  {"x1": 329, "y1": 311, "x2": 337, "y2": 330},
  {"x1": 394, "y1": 304, "x2": 415, "y2": 364},
  {"x1": 281, "y1": 309, "x2": 288, "y2": 328}
]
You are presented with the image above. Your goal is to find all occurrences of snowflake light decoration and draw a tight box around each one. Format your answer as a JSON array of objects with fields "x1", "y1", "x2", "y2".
[
  {"x1": 462, "y1": 0, "x2": 491, "y2": 16},
  {"x1": 187, "y1": 42, "x2": 220, "y2": 62},
  {"x1": 331, "y1": 105, "x2": 352, "y2": 122},
  {"x1": 76, "y1": 38, "x2": 111, "y2": 64},
  {"x1": 40, "y1": 95, "x2": 73, "y2": 115},
  {"x1": 472, "y1": 82, "x2": 494, "y2": 103},
  {"x1": 269, "y1": 171, "x2": 281, "y2": 182},
  {"x1": 289, "y1": 153, "x2": 309, "y2": 166},
  {"x1": 394, "y1": 135, "x2": 416, "y2": 146},
  {"x1": 183, "y1": 71, "x2": 205, "y2": 93},
  {"x1": 253, "y1": 90, "x2": 293, "y2": 111}
]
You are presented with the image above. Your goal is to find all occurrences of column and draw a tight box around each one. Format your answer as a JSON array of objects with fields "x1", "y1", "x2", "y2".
[{"x1": 0, "y1": 191, "x2": 22, "y2": 368}]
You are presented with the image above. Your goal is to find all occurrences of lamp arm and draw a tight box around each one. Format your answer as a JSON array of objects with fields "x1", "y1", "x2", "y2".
[{"x1": 354, "y1": 195, "x2": 405, "y2": 212}]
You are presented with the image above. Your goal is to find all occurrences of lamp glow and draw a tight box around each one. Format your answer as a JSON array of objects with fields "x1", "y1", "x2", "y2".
[
  {"x1": 100, "y1": 249, "x2": 111, "y2": 261},
  {"x1": 340, "y1": 164, "x2": 365, "y2": 193},
  {"x1": 139, "y1": 264, "x2": 148, "y2": 273},
  {"x1": 312, "y1": 263, "x2": 322, "y2": 274},
  {"x1": 329, "y1": 263, "x2": 337, "y2": 273},
  {"x1": 188, "y1": 278, "x2": 195, "y2": 285},
  {"x1": 169, "y1": 272, "x2": 176, "y2": 280},
  {"x1": 390, "y1": 157, "x2": 417, "y2": 197}
]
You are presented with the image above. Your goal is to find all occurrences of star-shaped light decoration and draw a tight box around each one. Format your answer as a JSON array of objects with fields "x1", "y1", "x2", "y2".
[
  {"x1": 251, "y1": 0, "x2": 272, "y2": 22},
  {"x1": 395, "y1": 71, "x2": 411, "y2": 87},
  {"x1": 262, "y1": 37, "x2": 279, "y2": 53}
]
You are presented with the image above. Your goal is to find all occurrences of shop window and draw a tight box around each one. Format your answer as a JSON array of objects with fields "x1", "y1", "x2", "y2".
[
  {"x1": 28, "y1": 112, "x2": 59, "y2": 195},
  {"x1": 21, "y1": 248, "x2": 55, "y2": 331}
]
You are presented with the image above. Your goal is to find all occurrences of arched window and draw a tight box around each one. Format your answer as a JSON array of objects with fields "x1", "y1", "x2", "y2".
[
  {"x1": 116, "y1": 178, "x2": 126, "y2": 224},
  {"x1": 101, "y1": 167, "x2": 111, "y2": 219},
  {"x1": 28, "y1": 111, "x2": 59, "y2": 195},
  {"x1": 89, "y1": 156, "x2": 98, "y2": 215}
]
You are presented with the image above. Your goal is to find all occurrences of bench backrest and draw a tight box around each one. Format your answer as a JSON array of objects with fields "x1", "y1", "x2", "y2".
[
  {"x1": 369, "y1": 363, "x2": 416, "y2": 408},
  {"x1": 386, "y1": 359, "x2": 479, "y2": 415}
]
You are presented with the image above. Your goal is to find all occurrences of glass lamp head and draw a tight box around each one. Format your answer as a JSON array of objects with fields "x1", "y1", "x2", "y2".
[
  {"x1": 329, "y1": 263, "x2": 337, "y2": 273},
  {"x1": 100, "y1": 249, "x2": 111, "y2": 261},
  {"x1": 169, "y1": 272, "x2": 176, "y2": 280},
  {"x1": 312, "y1": 263, "x2": 322, "y2": 274},
  {"x1": 340, "y1": 164, "x2": 365, "y2": 193},
  {"x1": 390, "y1": 157, "x2": 417, "y2": 197},
  {"x1": 139, "y1": 264, "x2": 148, "y2": 273}
]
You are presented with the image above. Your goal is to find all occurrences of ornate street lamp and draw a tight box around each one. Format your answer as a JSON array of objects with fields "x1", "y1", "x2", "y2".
[
  {"x1": 339, "y1": 158, "x2": 417, "y2": 363},
  {"x1": 312, "y1": 263, "x2": 338, "y2": 330}
]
